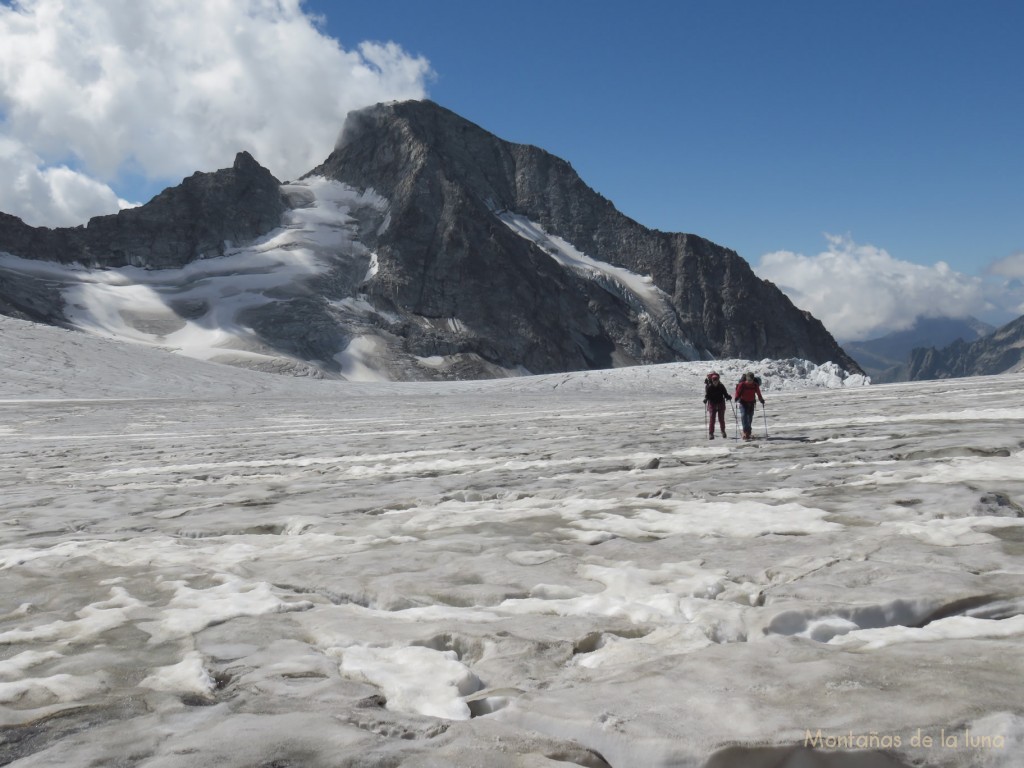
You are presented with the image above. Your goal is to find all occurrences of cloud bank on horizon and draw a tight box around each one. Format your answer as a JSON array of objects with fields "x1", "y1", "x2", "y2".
[
  {"x1": 755, "y1": 235, "x2": 1023, "y2": 342},
  {"x1": 0, "y1": 0, "x2": 431, "y2": 227}
]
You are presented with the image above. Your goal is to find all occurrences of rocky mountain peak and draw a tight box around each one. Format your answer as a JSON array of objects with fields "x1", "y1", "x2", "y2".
[
  {"x1": 2, "y1": 99, "x2": 865, "y2": 380},
  {"x1": 309, "y1": 99, "x2": 862, "y2": 375},
  {"x1": 233, "y1": 150, "x2": 262, "y2": 171},
  {"x1": 315, "y1": 100, "x2": 610, "y2": 229}
]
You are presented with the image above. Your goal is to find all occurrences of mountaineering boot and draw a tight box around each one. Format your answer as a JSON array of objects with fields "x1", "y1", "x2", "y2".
[{"x1": 708, "y1": 433, "x2": 715, "y2": 440}]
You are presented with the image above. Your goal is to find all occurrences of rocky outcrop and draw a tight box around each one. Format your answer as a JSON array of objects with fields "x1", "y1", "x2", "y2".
[
  {"x1": 0, "y1": 152, "x2": 284, "y2": 269},
  {"x1": 907, "y1": 314, "x2": 1024, "y2": 379},
  {"x1": 0, "y1": 268, "x2": 66, "y2": 325},
  {"x1": 311, "y1": 100, "x2": 861, "y2": 374}
]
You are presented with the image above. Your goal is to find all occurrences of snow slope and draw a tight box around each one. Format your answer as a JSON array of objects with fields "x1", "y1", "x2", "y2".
[
  {"x1": 0, "y1": 314, "x2": 866, "y2": 401},
  {"x1": 0, "y1": 177, "x2": 390, "y2": 377},
  {"x1": 0, "y1": 316, "x2": 1020, "y2": 768}
]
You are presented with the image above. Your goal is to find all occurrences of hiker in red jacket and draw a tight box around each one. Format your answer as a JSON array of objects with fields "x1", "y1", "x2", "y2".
[
  {"x1": 734, "y1": 372, "x2": 765, "y2": 441},
  {"x1": 703, "y1": 372, "x2": 732, "y2": 439}
]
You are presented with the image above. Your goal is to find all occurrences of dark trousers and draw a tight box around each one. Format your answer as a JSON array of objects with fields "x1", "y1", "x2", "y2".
[
  {"x1": 739, "y1": 401, "x2": 756, "y2": 434},
  {"x1": 707, "y1": 402, "x2": 726, "y2": 435}
]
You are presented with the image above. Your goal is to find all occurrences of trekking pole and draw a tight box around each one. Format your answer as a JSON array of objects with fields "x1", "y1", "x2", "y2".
[
  {"x1": 761, "y1": 402, "x2": 769, "y2": 440},
  {"x1": 731, "y1": 401, "x2": 739, "y2": 441}
]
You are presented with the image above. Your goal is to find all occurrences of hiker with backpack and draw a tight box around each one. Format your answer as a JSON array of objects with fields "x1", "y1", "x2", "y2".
[
  {"x1": 734, "y1": 372, "x2": 765, "y2": 440},
  {"x1": 703, "y1": 372, "x2": 732, "y2": 439}
]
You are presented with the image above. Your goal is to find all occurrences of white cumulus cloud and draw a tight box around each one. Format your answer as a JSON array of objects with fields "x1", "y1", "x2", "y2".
[
  {"x1": 988, "y1": 251, "x2": 1024, "y2": 280},
  {"x1": 754, "y1": 235, "x2": 992, "y2": 341},
  {"x1": 0, "y1": 136, "x2": 129, "y2": 226},
  {"x1": 983, "y1": 253, "x2": 1024, "y2": 317},
  {"x1": 0, "y1": 0, "x2": 432, "y2": 227}
]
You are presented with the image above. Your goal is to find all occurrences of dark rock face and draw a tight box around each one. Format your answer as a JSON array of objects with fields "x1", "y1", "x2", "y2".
[
  {"x1": 311, "y1": 100, "x2": 861, "y2": 374},
  {"x1": 0, "y1": 152, "x2": 284, "y2": 269},
  {"x1": 0, "y1": 268, "x2": 66, "y2": 325},
  {"x1": 1, "y1": 100, "x2": 862, "y2": 379},
  {"x1": 907, "y1": 315, "x2": 1024, "y2": 379}
]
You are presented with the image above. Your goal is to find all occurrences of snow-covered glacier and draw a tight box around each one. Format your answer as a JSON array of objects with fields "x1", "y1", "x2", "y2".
[{"x1": 0, "y1": 316, "x2": 1021, "y2": 768}]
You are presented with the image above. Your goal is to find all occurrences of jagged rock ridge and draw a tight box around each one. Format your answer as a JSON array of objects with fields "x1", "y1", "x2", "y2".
[
  {"x1": 907, "y1": 314, "x2": 1024, "y2": 379},
  {"x1": 0, "y1": 152, "x2": 283, "y2": 270},
  {"x1": 0, "y1": 152, "x2": 285, "y2": 325},
  {"x1": 0, "y1": 100, "x2": 861, "y2": 380}
]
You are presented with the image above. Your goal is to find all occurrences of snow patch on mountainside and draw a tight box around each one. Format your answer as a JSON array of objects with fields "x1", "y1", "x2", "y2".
[
  {"x1": 0, "y1": 177, "x2": 388, "y2": 370},
  {"x1": 497, "y1": 212, "x2": 666, "y2": 313},
  {"x1": 497, "y1": 211, "x2": 702, "y2": 359}
]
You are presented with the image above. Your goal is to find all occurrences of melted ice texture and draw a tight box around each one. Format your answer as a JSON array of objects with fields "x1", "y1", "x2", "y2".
[{"x1": 1, "y1": 315, "x2": 1022, "y2": 768}]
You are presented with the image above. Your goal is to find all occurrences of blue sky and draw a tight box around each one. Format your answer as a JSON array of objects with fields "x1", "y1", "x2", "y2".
[
  {"x1": 314, "y1": 0, "x2": 1022, "y2": 275},
  {"x1": 1, "y1": 0, "x2": 1021, "y2": 340}
]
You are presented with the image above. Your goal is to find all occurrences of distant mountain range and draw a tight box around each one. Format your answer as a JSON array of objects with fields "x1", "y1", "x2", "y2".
[
  {"x1": 0, "y1": 100, "x2": 900, "y2": 381},
  {"x1": 841, "y1": 315, "x2": 1024, "y2": 382},
  {"x1": 907, "y1": 315, "x2": 1024, "y2": 379},
  {"x1": 843, "y1": 316, "x2": 995, "y2": 382}
]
